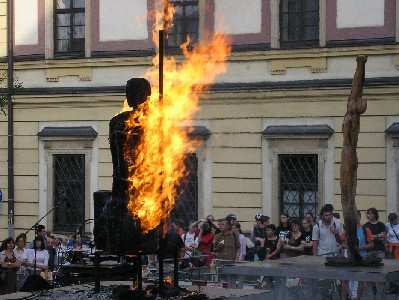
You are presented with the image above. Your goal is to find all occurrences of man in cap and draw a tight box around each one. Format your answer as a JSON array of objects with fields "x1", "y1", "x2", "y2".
[{"x1": 226, "y1": 214, "x2": 237, "y2": 226}]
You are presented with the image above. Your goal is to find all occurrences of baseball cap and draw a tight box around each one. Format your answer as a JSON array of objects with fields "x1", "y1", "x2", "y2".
[
  {"x1": 255, "y1": 213, "x2": 263, "y2": 220},
  {"x1": 226, "y1": 214, "x2": 237, "y2": 219}
]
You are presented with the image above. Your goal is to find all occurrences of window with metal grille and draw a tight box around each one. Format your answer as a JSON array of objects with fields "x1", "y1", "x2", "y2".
[
  {"x1": 54, "y1": 0, "x2": 85, "y2": 55},
  {"x1": 53, "y1": 154, "x2": 85, "y2": 232},
  {"x1": 279, "y1": 0, "x2": 319, "y2": 48},
  {"x1": 279, "y1": 154, "x2": 318, "y2": 220},
  {"x1": 167, "y1": 0, "x2": 199, "y2": 50},
  {"x1": 171, "y1": 153, "x2": 198, "y2": 227}
]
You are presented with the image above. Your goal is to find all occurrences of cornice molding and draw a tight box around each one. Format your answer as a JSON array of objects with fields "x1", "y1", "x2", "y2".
[
  {"x1": 3, "y1": 45, "x2": 398, "y2": 71},
  {"x1": 8, "y1": 76, "x2": 399, "y2": 98}
]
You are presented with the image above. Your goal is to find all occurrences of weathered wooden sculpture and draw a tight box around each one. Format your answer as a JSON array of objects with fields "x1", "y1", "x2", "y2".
[{"x1": 340, "y1": 55, "x2": 368, "y2": 264}]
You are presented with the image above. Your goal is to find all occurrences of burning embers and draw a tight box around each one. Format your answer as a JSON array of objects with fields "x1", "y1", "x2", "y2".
[{"x1": 112, "y1": 280, "x2": 208, "y2": 300}]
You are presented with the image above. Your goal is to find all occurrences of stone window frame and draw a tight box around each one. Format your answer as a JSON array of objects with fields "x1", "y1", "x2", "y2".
[
  {"x1": 386, "y1": 122, "x2": 399, "y2": 214},
  {"x1": 185, "y1": 125, "x2": 212, "y2": 219},
  {"x1": 262, "y1": 124, "x2": 334, "y2": 222},
  {"x1": 38, "y1": 125, "x2": 98, "y2": 233},
  {"x1": 45, "y1": 0, "x2": 91, "y2": 59}
]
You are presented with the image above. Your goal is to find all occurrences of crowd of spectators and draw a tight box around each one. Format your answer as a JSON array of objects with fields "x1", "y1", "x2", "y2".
[
  {"x1": 1, "y1": 206, "x2": 399, "y2": 297},
  {"x1": 167, "y1": 206, "x2": 399, "y2": 299},
  {"x1": 0, "y1": 226, "x2": 91, "y2": 295}
]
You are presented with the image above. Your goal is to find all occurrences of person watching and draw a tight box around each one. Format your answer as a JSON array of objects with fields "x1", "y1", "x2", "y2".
[
  {"x1": 232, "y1": 222, "x2": 247, "y2": 261},
  {"x1": 13, "y1": 234, "x2": 29, "y2": 291},
  {"x1": 257, "y1": 224, "x2": 282, "y2": 260},
  {"x1": 181, "y1": 221, "x2": 199, "y2": 259},
  {"x1": 312, "y1": 205, "x2": 343, "y2": 256},
  {"x1": 283, "y1": 219, "x2": 305, "y2": 257},
  {"x1": 301, "y1": 217, "x2": 314, "y2": 256},
  {"x1": 213, "y1": 219, "x2": 240, "y2": 264},
  {"x1": 197, "y1": 219, "x2": 215, "y2": 266},
  {"x1": 27, "y1": 236, "x2": 48, "y2": 276},
  {"x1": 385, "y1": 213, "x2": 399, "y2": 259},
  {"x1": 30, "y1": 225, "x2": 47, "y2": 249},
  {"x1": 363, "y1": 207, "x2": 386, "y2": 259},
  {"x1": 0, "y1": 237, "x2": 20, "y2": 295}
]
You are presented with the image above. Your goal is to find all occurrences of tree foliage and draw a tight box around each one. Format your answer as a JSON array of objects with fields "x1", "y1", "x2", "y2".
[{"x1": 0, "y1": 82, "x2": 23, "y2": 115}]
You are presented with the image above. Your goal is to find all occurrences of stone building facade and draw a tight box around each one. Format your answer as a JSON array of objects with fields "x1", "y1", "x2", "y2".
[{"x1": 0, "y1": 0, "x2": 398, "y2": 238}]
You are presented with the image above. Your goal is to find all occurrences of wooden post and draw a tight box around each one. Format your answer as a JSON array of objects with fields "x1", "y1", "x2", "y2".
[{"x1": 340, "y1": 55, "x2": 368, "y2": 264}]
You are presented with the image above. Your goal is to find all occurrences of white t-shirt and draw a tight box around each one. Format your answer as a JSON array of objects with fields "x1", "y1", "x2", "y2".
[
  {"x1": 312, "y1": 220, "x2": 343, "y2": 256},
  {"x1": 27, "y1": 249, "x2": 49, "y2": 271},
  {"x1": 181, "y1": 232, "x2": 198, "y2": 258},
  {"x1": 385, "y1": 222, "x2": 399, "y2": 243},
  {"x1": 13, "y1": 248, "x2": 30, "y2": 274}
]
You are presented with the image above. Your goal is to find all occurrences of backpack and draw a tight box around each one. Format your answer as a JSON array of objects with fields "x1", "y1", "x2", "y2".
[
  {"x1": 360, "y1": 225, "x2": 369, "y2": 245},
  {"x1": 314, "y1": 220, "x2": 342, "y2": 244}
]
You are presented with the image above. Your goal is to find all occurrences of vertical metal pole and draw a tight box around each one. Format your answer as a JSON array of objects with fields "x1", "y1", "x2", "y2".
[
  {"x1": 7, "y1": 0, "x2": 15, "y2": 238},
  {"x1": 137, "y1": 253, "x2": 142, "y2": 293},
  {"x1": 158, "y1": 224, "x2": 164, "y2": 298},
  {"x1": 173, "y1": 249, "x2": 179, "y2": 287},
  {"x1": 159, "y1": 29, "x2": 164, "y2": 101},
  {"x1": 94, "y1": 251, "x2": 100, "y2": 293},
  {"x1": 158, "y1": 26, "x2": 165, "y2": 297}
]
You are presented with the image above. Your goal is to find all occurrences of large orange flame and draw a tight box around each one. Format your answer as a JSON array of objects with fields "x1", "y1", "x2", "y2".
[{"x1": 124, "y1": 1, "x2": 231, "y2": 233}]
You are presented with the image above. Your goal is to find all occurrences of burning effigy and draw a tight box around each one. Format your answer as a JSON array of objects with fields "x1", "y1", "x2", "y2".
[
  {"x1": 94, "y1": 0, "x2": 230, "y2": 256},
  {"x1": 93, "y1": 2, "x2": 230, "y2": 297}
]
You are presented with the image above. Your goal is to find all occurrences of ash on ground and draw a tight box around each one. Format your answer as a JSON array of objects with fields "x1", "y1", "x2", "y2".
[
  {"x1": 14, "y1": 284, "x2": 208, "y2": 300},
  {"x1": 18, "y1": 284, "x2": 116, "y2": 300}
]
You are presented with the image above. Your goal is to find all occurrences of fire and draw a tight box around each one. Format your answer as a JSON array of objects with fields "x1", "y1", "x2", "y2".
[{"x1": 124, "y1": 1, "x2": 231, "y2": 233}]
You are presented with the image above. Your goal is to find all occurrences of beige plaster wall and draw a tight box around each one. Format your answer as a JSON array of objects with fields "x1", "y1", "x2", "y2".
[
  {"x1": 0, "y1": 53, "x2": 398, "y2": 236},
  {"x1": 0, "y1": 0, "x2": 6, "y2": 57},
  {"x1": 195, "y1": 85, "x2": 399, "y2": 230}
]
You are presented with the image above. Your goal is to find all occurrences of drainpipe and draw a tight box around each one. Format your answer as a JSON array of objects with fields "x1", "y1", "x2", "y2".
[{"x1": 7, "y1": 0, "x2": 14, "y2": 238}]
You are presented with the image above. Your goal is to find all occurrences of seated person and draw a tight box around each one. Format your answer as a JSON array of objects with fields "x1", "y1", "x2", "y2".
[{"x1": 67, "y1": 232, "x2": 90, "y2": 251}]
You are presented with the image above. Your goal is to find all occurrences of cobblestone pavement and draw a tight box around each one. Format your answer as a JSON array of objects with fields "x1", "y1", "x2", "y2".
[{"x1": 2, "y1": 281, "x2": 270, "y2": 300}]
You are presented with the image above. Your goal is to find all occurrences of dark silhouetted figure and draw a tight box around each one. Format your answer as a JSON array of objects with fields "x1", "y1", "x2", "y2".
[{"x1": 94, "y1": 78, "x2": 155, "y2": 254}]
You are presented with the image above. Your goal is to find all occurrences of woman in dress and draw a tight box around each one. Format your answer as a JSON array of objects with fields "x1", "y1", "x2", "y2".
[
  {"x1": 27, "y1": 236, "x2": 49, "y2": 276},
  {"x1": 13, "y1": 233, "x2": 30, "y2": 291},
  {"x1": 0, "y1": 237, "x2": 20, "y2": 295}
]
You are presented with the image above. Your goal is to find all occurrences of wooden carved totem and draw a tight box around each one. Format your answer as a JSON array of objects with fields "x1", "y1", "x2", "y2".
[{"x1": 340, "y1": 55, "x2": 368, "y2": 263}]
